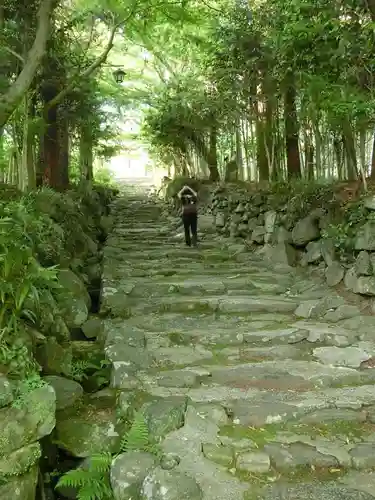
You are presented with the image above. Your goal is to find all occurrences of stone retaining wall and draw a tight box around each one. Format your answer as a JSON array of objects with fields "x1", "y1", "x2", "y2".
[{"x1": 206, "y1": 185, "x2": 375, "y2": 302}]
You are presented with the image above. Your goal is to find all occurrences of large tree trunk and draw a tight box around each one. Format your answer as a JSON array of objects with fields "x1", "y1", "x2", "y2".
[
  {"x1": 284, "y1": 75, "x2": 301, "y2": 179},
  {"x1": 0, "y1": 0, "x2": 56, "y2": 131}
]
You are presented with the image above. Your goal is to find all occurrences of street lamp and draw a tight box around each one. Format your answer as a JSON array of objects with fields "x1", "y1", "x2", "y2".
[{"x1": 113, "y1": 68, "x2": 126, "y2": 83}]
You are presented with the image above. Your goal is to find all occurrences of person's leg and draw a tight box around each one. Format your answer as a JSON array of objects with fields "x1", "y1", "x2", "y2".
[
  {"x1": 182, "y1": 214, "x2": 191, "y2": 246},
  {"x1": 190, "y1": 214, "x2": 198, "y2": 246}
]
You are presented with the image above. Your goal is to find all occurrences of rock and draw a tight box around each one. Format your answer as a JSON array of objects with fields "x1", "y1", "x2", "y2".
[
  {"x1": 0, "y1": 375, "x2": 13, "y2": 407},
  {"x1": 292, "y1": 216, "x2": 320, "y2": 246},
  {"x1": 355, "y1": 222, "x2": 375, "y2": 251},
  {"x1": 55, "y1": 399, "x2": 126, "y2": 457},
  {"x1": 202, "y1": 443, "x2": 233, "y2": 467},
  {"x1": 353, "y1": 276, "x2": 375, "y2": 295},
  {"x1": 0, "y1": 385, "x2": 55, "y2": 455},
  {"x1": 236, "y1": 451, "x2": 270, "y2": 473},
  {"x1": 81, "y1": 317, "x2": 103, "y2": 339},
  {"x1": 54, "y1": 268, "x2": 91, "y2": 328},
  {"x1": 0, "y1": 466, "x2": 38, "y2": 500},
  {"x1": 325, "y1": 262, "x2": 345, "y2": 286},
  {"x1": 350, "y1": 443, "x2": 375, "y2": 469},
  {"x1": 260, "y1": 483, "x2": 374, "y2": 500},
  {"x1": 251, "y1": 226, "x2": 265, "y2": 244},
  {"x1": 111, "y1": 451, "x2": 155, "y2": 500},
  {"x1": 141, "y1": 468, "x2": 203, "y2": 500},
  {"x1": 344, "y1": 266, "x2": 358, "y2": 291},
  {"x1": 355, "y1": 251, "x2": 372, "y2": 276},
  {"x1": 44, "y1": 375, "x2": 83, "y2": 410},
  {"x1": 321, "y1": 238, "x2": 336, "y2": 265},
  {"x1": 313, "y1": 346, "x2": 371, "y2": 368},
  {"x1": 0, "y1": 442, "x2": 41, "y2": 477},
  {"x1": 363, "y1": 196, "x2": 375, "y2": 210},
  {"x1": 215, "y1": 212, "x2": 225, "y2": 228},
  {"x1": 264, "y1": 211, "x2": 277, "y2": 234},
  {"x1": 264, "y1": 442, "x2": 339, "y2": 470},
  {"x1": 141, "y1": 396, "x2": 188, "y2": 441},
  {"x1": 294, "y1": 295, "x2": 344, "y2": 319},
  {"x1": 261, "y1": 242, "x2": 297, "y2": 266},
  {"x1": 160, "y1": 453, "x2": 180, "y2": 470},
  {"x1": 36, "y1": 337, "x2": 72, "y2": 376},
  {"x1": 323, "y1": 305, "x2": 361, "y2": 322},
  {"x1": 157, "y1": 370, "x2": 198, "y2": 388},
  {"x1": 305, "y1": 240, "x2": 323, "y2": 263}
]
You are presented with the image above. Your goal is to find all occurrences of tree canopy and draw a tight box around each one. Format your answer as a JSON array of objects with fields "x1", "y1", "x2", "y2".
[{"x1": 1, "y1": 0, "x2": 375, "y2": 188}]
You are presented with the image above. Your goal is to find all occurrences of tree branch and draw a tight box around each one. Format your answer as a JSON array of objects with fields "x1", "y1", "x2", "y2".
[
  {"x1": 45, "y1": 14, "x2": 132, "y2": 112},
  {"x1": 2, "y1": 46, "x2": 25, "y2": 63},
  {"x1": 0, "y1": 0, "x2": 56, "y2": 130}
]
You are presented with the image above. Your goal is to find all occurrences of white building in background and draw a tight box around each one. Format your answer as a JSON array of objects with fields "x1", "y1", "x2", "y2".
[{"x1": 108, "y1": 112, "x2": 167, "y2": 183}]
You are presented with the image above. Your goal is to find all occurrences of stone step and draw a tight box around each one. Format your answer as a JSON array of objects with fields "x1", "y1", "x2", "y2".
[{"x1": 101, "y1": 294, "x2": 300, "y2": 317}]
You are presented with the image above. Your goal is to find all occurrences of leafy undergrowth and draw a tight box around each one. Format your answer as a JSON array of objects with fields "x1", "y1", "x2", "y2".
[
  {"x1": 56, "y1": 411, "x2": 158, "y2": 500},
  {"x1": 0, "y1": 184, "x2": 115, "y2": 378}
]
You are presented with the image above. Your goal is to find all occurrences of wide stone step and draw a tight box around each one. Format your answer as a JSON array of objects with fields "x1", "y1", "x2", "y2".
[{"x1": 101, "y1": 294, "x2": 299, "y2": 317}]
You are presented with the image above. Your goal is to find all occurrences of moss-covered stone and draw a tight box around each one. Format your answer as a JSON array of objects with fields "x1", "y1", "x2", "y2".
[
  {"x1": 0, "y1": 442, "x2": 41, "y2": 477},
  {"x1": 0, "y1": 385, "x2": 55, "y2": 456},
  {"x1": 0, "y1": 465, "x2": 38, "y2": 500},
  {"x1": 54, "y1": 269, "x2": 91, "y2": 328},
  {"x1": 55, "y1": 398, "x2": 127, "y2": 457}
]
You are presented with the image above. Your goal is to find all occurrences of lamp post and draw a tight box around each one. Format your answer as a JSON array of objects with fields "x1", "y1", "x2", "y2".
[{"x1": 113, "y1": 68, "x2": 126, "y2": 83}]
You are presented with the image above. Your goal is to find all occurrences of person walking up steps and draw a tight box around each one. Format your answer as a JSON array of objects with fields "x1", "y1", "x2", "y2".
[{"x1": 177, "y1": 184, "x2": 198, "y2": 247}]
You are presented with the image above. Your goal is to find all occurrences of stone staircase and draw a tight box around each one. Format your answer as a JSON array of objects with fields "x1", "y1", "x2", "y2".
[{"x1": 101, "y1": 184, "x2": 375, "y2": 499}]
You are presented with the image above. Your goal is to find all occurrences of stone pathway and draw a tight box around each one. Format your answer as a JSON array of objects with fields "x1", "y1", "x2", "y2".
[{"x1": 101, "y1": 185, "x2": 375, "y2": 500}]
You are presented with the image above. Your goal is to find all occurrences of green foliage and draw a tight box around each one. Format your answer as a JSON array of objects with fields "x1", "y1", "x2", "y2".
[
  {"x1": 264, "y1": 179, "x2": 340, "y2": 226},
  {"x1": 56, "y1": 453, "x2": 113, "y2": 500},
  {"x1": 0, "y1": 198, "x2": 59, "y2": 376},
  {"x1": 57, "y1": 411, "x2": 156, "y2": 500},
  {"x1": 321, "y1": 199, "x2": 375, "y2": 255},
  {"x1": 12, "y1": 373, "x2": 47, "y2": 409},
  {"x1": 120, "y1": 411, "x2": 154, "y2": 453}
]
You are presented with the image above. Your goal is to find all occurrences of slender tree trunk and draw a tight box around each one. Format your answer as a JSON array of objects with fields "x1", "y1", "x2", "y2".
[
  {"x1": 79, "y1": 122, "x2": 93, "y2": 181},
  {"x1": 284, "y1": 75, "x2": 301, "y2": 179},
  {"x1": 304, "y1": 126, "x2": 314, "y2": 180},
  {"x1": 59, "y1": 106, "x2": 69, "y2": 187},
  {"x1": 22, "y1": 93, "x2": 36, "y2": 190},
  {"x1": 370, "y1": 131, "x2": 375, "y2": 179},
  {"x1": 342, "y1": 121, "x2": 358, "y2": 180},
  {"x1": 207, "y1": 126, "x2": 220, "y2": 181}
]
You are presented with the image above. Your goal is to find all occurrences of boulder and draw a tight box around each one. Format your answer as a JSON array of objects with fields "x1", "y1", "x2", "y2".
[
  {"x1": 111, "y1": 451, "x2": 156, "y2": 500},
  {"x1": 0, "y1": 385, "x2": 55, "y2": 455},
  {"x1": 0, "y1": 465, "x2": 38, "y2": 500},
  {"x1": 355, "y1": 251, "x2": 372, "y2": 276},
  {"x1": 305, "y1": 240, "x2": 322, "y2": 263},
  {"x1": 0, "y1": 442, "x2": 41, "y2": 477},
  {"x1": 353, "y1": 276, "x2": 375, "y2": 296},
  {"x1": 320, "y1": 238, "x2": 336, "y2": 265},
  {"x1": 44, "y1": 375, "x2": 83, "y2": 410},
  {"x1": 54, "y1": 269, "x2": 91, "y2": 328},
  {"x1": 81, "y1": 317, "x2": 103, "y2": 339},
  {"x1": 141, "y1": 468, "x2": 203, "y2": 500},
  {"x1": 55, "y1": 399, "x2": 126, "y2": 457},
  {"x1": 291, "y1": 216, "x2": 320, "y2": 246},
  {"x1": 355, "y1": 222, "x2": 375, "y2": 251},
  {"x1": 325, "y1": 262, "x2": 345, "y2": 287},
  {"x1": 141, "y1": 396, "x2": 188, "y2": 442},
  {"x1": 36, "y1": 337, "x2": 72, "y2": 376}
]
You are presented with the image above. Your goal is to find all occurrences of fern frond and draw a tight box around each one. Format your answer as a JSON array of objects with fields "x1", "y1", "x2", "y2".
[
  {"x1": 56, "y1": 469, "x2": 88, "y2": 489},
  {"x1": 120, "y1": 411, "x2": 150, "y2": 452},
  {"x1": 89, "y1": 453, "x2": 113, "y2": 473}
]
